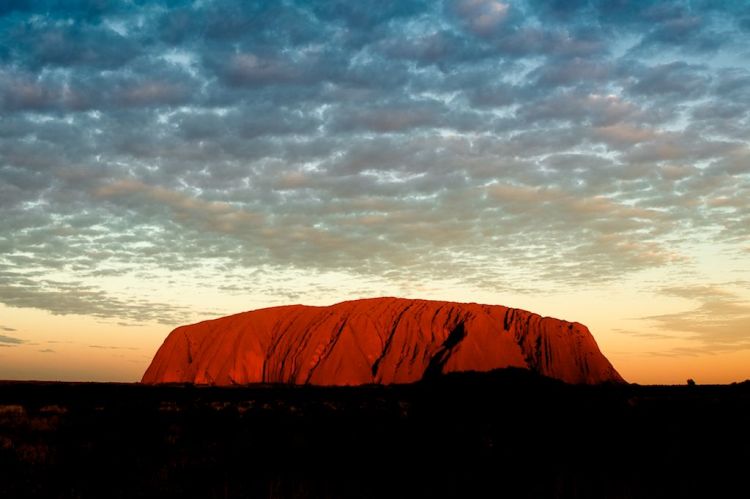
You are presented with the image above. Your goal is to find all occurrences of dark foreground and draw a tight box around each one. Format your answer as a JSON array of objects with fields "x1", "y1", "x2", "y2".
[{"x1": 1, "y1": 370, "x2": 749, "y2": 499}]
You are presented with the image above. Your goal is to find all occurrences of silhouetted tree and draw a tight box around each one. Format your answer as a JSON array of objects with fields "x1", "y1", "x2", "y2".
[{"x1": 687, "y1": 379, "x2": 696, "y2": 386}]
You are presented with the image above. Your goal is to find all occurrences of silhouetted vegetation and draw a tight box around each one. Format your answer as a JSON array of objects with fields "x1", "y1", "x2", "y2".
[{"x1": 1, "y1": 369, "x2": 749, "y2": 498}]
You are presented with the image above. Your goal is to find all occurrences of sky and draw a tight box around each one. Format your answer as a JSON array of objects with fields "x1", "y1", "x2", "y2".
[{"x1": 1, "y1": 0, "x2": 749, "y2": 384}]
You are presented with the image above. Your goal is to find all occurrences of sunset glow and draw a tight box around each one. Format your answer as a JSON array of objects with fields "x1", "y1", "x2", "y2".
[{"x1": 1, "y1": 1, "x2": 749, "y2": 384}]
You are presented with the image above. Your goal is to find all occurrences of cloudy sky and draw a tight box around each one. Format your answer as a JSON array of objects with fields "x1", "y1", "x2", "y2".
[{"x1": 1, "y1": 0, "x2": 749, "y2": 383}]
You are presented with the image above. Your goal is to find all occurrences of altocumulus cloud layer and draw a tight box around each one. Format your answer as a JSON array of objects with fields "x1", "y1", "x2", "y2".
[{"x1": 1, "y1": 0, "x2": 749, "y2": 329}]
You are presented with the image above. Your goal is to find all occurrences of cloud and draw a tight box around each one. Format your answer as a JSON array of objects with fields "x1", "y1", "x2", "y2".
[
  {"x1": 452, "y1": 0, "x2": 510, "y2": 37},
  {"x1": 641, "y1": 284, "x2": 750, "y2": 352},
  {"x1": 0, "y1": 334, "x2": 23, "y2": 344},
  {"x1": 0, "y1": 269, "x2": 196, "y2": 325},
  {"x1": 0, "y1": 0, "x2": 747, "y2": 327},
  {"x1": 89, "y1": 345, "x2": 138, "y2": 350},
  {"x1": 92, "y1": 179, "x2": 264, "y2": 235},
  {"x1": 627, "y1": 62, "x2": 710, "y2": 98}
]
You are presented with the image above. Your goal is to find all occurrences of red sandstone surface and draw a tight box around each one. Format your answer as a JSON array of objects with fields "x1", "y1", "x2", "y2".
[{"x1": 142, "y1": 297, "x2": 625, "y2": 385}]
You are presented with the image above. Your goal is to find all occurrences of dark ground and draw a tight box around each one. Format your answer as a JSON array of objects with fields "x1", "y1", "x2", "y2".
[{"x1": 1, "y1": 369, "x2": 748, "y2": 499}]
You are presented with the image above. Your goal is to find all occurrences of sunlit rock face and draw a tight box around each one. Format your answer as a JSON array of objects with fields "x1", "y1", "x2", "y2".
[{"x1": 142, "y1": 297, "x2": 625, "y2": 386}]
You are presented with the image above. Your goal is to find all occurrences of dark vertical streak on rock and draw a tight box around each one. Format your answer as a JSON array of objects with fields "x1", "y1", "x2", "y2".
[
  {"x1": 305, "y1": 318, "x2": 348, "y2": 384},
  {"x1": 423, "y1": 322, "x2": 466, "y2": 380},
  {"x1": 503, "y1": 308, "x2": 514, "y2": 331},
  {"x1": 371, "y1": 302, "x2": 414, "y2": 377},
  {"x1": 184, "y1": 331, "x2": 193, "y2": 365}
]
